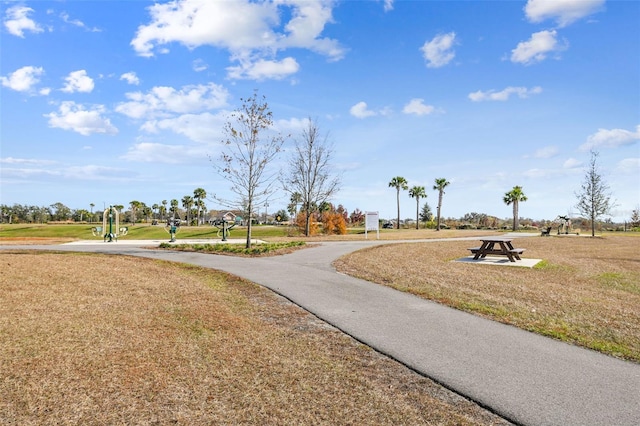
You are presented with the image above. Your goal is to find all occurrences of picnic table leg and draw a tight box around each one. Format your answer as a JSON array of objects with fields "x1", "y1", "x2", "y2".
[
  {"x1": 500, "y1": 241, "x2": 515, "y2": 262},
  {"x1": 505, "y1": 241, "x2": 521, "y2": 261},
  {"x1": 473, "y1": 241, "x2": 490, "y2": 259}
]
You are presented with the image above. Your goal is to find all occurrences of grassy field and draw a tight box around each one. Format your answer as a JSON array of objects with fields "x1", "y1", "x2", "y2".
[
  {"x1": 334, "y1": 235, "x2": 640, "y2": 362},
  {"x1": 0, "y1": 252, "x2": 509, "y2": 425},
  {"x1": 2, "y1": 226, "x2": 638, "y2": 423},
  {"x1": 0, "y1": 222, "x2": 503, "y2": 243}
]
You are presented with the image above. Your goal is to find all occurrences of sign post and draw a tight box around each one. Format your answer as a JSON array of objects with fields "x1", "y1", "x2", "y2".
[{"x1": 365, "y1": 211, "x2": 379, "y2": 240}]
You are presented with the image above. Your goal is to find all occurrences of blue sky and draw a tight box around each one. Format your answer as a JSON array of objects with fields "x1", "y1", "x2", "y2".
[{"x1": 1, "y1": 0, "x2": 638, "y2": 222}]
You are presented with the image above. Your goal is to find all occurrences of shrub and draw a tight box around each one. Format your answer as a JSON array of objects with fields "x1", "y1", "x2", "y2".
[{"x1": 321, "y1": 212, "x2": 347, "y2": 235}]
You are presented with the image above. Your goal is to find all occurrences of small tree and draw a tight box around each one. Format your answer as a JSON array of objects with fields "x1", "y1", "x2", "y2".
[
  {"x1": 433, "y1": 178, "x2": 450, "y2": 231},
  {"x1": 273, "y1": 209, "x2": 289, "y2": 223},
  {"x1": 575, "y1": 151, "x2": 615, "y2": 237},
  {"x1": 389, "y1": 176, "x2": 408, "y2": 229},
  {"x1": 322, "y1": 210, "x2": 347, "y2": 235},
  {"x1": 419, "y1": 202, "x2": 433, "y2": 223},
  {"x1": 503, "y1": 186, "x2": 527, "y2": 231},
  {"x1": 408, "y1": 186, "x2": 427, "y2": 230},
  {"x1": 214, "y1": 92, "x2": 285, "y2": 248},
  {"x1": 282, "y1": 118, "x2": 341, "y2": 237},
  {"x1": 350, "y1": 208, "x2": 365, "y2": 225},
  {"x1": 631, "y1": 206, "x2": 640, "y2": 228}
]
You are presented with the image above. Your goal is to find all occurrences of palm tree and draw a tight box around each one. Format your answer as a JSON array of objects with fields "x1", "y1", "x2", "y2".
[
  {"x1": 170, "y1": 199, "x2": 179, "y2": 219},
  {"x1": 89, "y1": 203, "x2": 95, "y2": 223},
  {"x1": 182, "y1": 195, "x2": 194, "y2": 225},
  {"x1": 408, "y1": 186, "x2": 427, "y2": 230},
  {"x1": 288, "y1": 192, "x2": 302, "y2": 218},
  {"x1": 161, "y1": 200, "x2": 168, "y2": 220},
  {"x1": 433, "y1": 178, "x2": 450, "y2": 231},
  {"x1": 193, "y1": 187, "x2": 207, "y2": 225},
  {"x1": 388, "y1": 176, "x2": 408, "y2": 229},
  {"x1": 129, "y1": 200, "x2": 142, "y2": 224},
  {"x1": 503, "y1": 185, "x2": 528, "y2": 231}
]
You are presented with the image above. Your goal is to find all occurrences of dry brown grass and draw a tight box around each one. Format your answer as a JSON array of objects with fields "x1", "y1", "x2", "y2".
[
  {"x1": 334, "y1": 235, "x2": 640, "y2": 362},
  {"x1": 1, "y1": 251, "x2": 510, "y2": 425},
  {"x1": 0, "y1": 237, "x2": 75, "y2": 245}
]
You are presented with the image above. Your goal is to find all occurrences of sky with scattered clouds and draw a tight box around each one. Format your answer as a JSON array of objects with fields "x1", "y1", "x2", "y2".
[{"x1": 1, "y1": 0, "x2": 638, "y2": 222}]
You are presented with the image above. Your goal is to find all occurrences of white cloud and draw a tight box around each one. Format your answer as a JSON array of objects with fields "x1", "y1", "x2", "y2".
[
  {"x1": 383, "y1": 0, "x2": 394, "y2": 12},
  {"x1": 63, "y1": 165, "x2": 134, "y2": 180},
  {"x1": 580, "y1": 125, "x2": 640, "y2": 151},
  {"x1": 3, "y1": 5, "x2": 43, "y2": 37},
  {"x1": 120, "y1": 72, "x2": 140, "y2": 85},
  {"x1": 1, "y1": 66, "x2": 44, "y2": 92},
  {"x1": 226, "y1": 57, "x2": 300, "y2": 81},
  {"x1": 421, "y1": 32, "x2": 456, "y2": 68},
  {"x1": 130, "y1": 0, "x2": 344, "y2": 80},
  {"x1": 61, "y1": 70, "x2": 95, "y2": 93},
  {"x1": 116, "y1": 83, "x2": 229, "y2": 119},
  {"x1": 192, "y1": 59, "x2": 208, "y2": 72},
  {"x1": 532, "y1": 146, "x2": 559, "y2": 159},
  {"x1": 140, "y1": 112, "x2": 227, "y2": 144},
  {"x1": 349, "y1": 101, "x2": 377, "y2": 119},
  {"x1": 45, "y1": 101, "x2": 118, "y2": 136},
  {"x1": 60, "y1": 12, "x2": 101, "y2": 32},
  {"x1": 563, "y1": 158, "x2": 581, "y2": 168},
  {"x1": 122, "y1": 142, "x2": 203, "y2": 164},
  {"x1": 524, "y1": 0, "x2": 605, "y2": 28},
  {"x1": 0, "y1": 157, "x2": 55, "y2": 165},
  {"x1": 468, "y1": 86, "x2": 542, "y2": 102},
  {"x1": 402, "y1": 99, "x2": 435, "y2": 116},
  {"x1": 511, "y1": 30, "x2": 565, "y2": 65},
  {"x1": 616, "y1": 158, "x2": 640, "y2": 174}
]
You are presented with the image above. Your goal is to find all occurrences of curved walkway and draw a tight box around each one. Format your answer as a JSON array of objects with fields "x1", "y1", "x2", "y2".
[{"x1": 2, "y1": 237, "x2": 639, "y2": 426}]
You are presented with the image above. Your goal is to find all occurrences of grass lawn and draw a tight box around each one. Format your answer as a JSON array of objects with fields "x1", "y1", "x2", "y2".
[
  {"x1": 334, "y1": 235, "x2": 640, "y2": 362},
  {"x1": 0, "y1": 222, "x2": 500, "y2": 243},
  {"x1": 0, "y1": 252, "x2": 509, "y2": 425}
]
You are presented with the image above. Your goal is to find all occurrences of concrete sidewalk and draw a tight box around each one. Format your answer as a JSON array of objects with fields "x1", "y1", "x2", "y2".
[{"x1": 3, "y1": 239, "x2": 639, "y2": 425}]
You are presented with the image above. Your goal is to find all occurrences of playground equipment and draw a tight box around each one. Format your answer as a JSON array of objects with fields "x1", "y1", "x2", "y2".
[
  {"x1": 91, "y1": 206, "x2": 127, "y2": 242},
  {"x1": 556, "y1": 215, "x2": 579, "y2": 235},
  {"x1": 164, "y1": 218, "x2": 180, "y2": 242},
  {"x1": 212, "y1": 219, "x2": 236, "y2": 241}
]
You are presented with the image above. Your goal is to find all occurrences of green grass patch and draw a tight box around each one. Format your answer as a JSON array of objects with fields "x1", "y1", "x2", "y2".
[
  {"x1": 0, "y1": 223, "x2": 295, "y2": 240},
  {"x1": 159, "y1": 241, "x2": 306, "y2": 256},
  {"x1": 596, "y1": 272, "x2": 640, "y2": 295}
]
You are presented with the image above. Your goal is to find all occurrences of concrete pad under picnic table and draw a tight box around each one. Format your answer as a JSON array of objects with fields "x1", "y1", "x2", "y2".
[{"x1": 454, "y1": 256, "x2": 542, "y2": 268}]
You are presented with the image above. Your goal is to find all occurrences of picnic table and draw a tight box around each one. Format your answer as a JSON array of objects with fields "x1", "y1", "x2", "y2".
[{"x1": 468, "y1": 237, "x2": 525, "y2": 262}]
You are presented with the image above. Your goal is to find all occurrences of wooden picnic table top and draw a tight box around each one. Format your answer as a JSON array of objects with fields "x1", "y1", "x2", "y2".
[{"x1": 479, "y1": 237, "x2": 514, "y2": 242}]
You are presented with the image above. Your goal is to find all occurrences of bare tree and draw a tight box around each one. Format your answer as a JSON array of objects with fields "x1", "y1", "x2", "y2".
[
  {"x1": 575, "y1": 150, "x2": 615, "y2": 237},
  {"x1": 213, "y1": 92, "x2": 285, "y2": 248},
  {"x1": 282, "y1": 118, "x2": 341, "y2": 236}
]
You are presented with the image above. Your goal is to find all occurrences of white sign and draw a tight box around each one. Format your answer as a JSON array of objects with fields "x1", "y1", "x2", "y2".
[{"x1": 365, "y1": 211, "x2": 379, "y2": 239}]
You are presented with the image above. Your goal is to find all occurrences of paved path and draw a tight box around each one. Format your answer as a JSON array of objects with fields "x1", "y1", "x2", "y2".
[{"x1": 2, "y1": 238, "x2": 639, "y2": 426}]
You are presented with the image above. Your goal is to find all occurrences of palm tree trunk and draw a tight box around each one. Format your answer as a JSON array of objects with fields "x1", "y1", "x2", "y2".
[
  {"x1": 436, "y1": 192, "x2": 443, "y2": 231},
  {"x1": 396, "y1": 190, "x2": 401, "y2": 229}
]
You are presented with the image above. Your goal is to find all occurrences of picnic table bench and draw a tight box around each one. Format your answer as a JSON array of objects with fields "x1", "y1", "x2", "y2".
[{"x1": 468, "y1": 237, "x2": 525, "y2": 262}]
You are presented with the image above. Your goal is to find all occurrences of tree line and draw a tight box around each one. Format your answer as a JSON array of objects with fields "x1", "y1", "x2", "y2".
[
  {"x1": 0, "y1": 90, "x2": 623, "y2": 240},
  {"x1": 387, "y1": 151, "x2": 618, "y2": 235}
]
